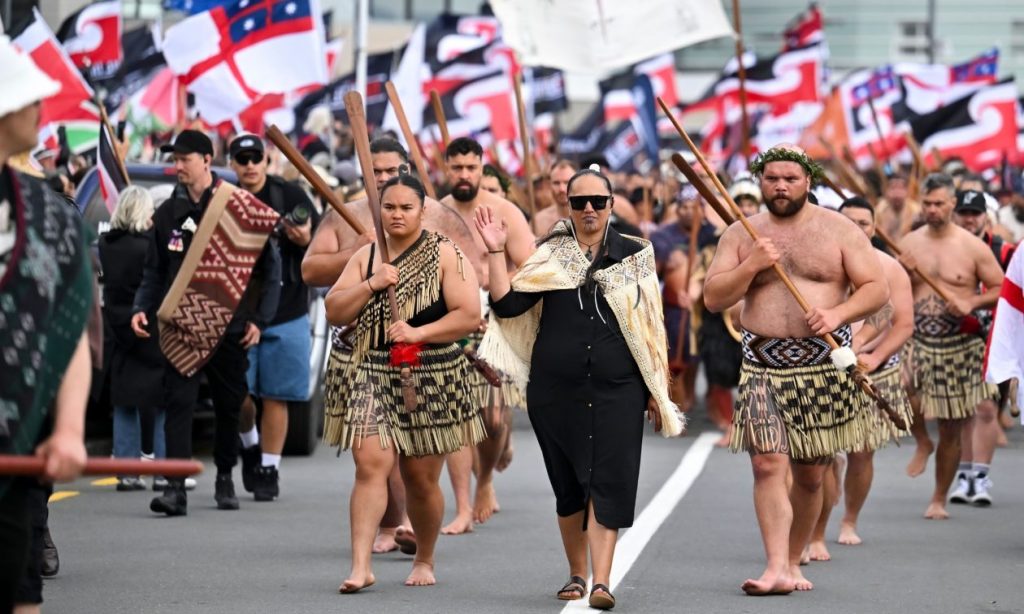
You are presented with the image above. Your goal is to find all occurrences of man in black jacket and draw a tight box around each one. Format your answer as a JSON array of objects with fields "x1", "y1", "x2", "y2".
[
  {"x1": 131, "y1": 130, "x2": 281, "y2": 516},
  {"x1": 229, "y1": 134, "x2": 319, "y2": 501}
]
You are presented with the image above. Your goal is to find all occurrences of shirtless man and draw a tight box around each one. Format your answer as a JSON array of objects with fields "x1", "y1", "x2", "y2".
[
  {"x1": 704, "y1": 145, "x2": 888, "y2": 594},
  {"x1": 531, "y1": 160, "x2": 575, "y2": 236},
  {"x1": 805, "y1": 196, "x2": 915, "y2": 560},
  {"x1": 898, "y1": 174, "x2": 1003, "y2": 519},
  {"x1": 303, "y1": 138, "x2": 481, "y2": 554},
  {"x1": 440, "y1": 137, "x2": 535, "y2": 533}
]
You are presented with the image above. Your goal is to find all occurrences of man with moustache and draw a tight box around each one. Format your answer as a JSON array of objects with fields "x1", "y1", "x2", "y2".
[
  {"x1": 703, "y1": 145, "x2": 888, "y2": 595},
  {"x1": 531, "y1": 160, "x2": 576, "y2": 236},
  {"x1": 439, "y1": 136, "x2": 535, "y2": 532},
  {"x1": 898, "y1": 175, "x2": 1003, "y2": 519},
  {"x1": 936, "y1": 189, "x2": 1013, "y2": 506}
]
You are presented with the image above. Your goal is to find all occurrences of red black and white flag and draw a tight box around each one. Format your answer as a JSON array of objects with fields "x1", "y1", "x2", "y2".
[
  {"x1": 56, "y1": 0, "x2": 123, "y2": 69},
  {"x1": 98, "y1": 120, "x2": 128, "y2": 214},
  {"x1": 782, "y1": 4, "x2": 823, "y2": 51},
  {"x1": 703, "y1": 43, "x2": 823, "y2": 112},
  {"x1": 985, "y1": 241, "x2": 1024, "y2": 414},
  {"x1": 292, "y1": 50, "x2": 394, "y2": 130},
  {"x1": 908, "y1": 78, "x2": 1019, "y2": 172}
]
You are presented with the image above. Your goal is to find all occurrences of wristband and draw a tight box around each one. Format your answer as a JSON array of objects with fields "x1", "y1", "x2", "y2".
[
  {"x1": 488, "y1": 249, "x2": 505, "y2": 254},
  {"x1": 366, "y1": 278, "x2": 375, "y2": 292}
]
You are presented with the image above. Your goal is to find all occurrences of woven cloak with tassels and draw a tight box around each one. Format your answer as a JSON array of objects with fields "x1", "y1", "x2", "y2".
[{"x1": 478, "y1": 221, "x2": 685, "y2": 437}]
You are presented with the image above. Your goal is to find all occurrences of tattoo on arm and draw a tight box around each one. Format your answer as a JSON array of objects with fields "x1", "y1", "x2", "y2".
[{"x1": 865, "y1": 303, "x2": 894, "y2": 329}]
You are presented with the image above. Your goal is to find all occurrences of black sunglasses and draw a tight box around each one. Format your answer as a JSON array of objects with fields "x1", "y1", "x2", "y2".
[
  {"x1": 235, "y1": 152, "x2": 264, "y2": 166},
  {"x1": 568, "y1": 195, "x2": 611, "y2": 211}
]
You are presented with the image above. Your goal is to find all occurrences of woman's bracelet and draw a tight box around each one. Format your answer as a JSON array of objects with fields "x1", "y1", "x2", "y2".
[
  {"x1": 488, "y1": 248, "x2": 505, "y2": 254},
  {"x1": 366, "y1": 278, "x2": 375, "y2": 292}
]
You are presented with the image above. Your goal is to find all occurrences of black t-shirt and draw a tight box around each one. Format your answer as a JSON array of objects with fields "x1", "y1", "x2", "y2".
[{"x1": 254, "y1": 176, "x2": 320, "y2": 325}]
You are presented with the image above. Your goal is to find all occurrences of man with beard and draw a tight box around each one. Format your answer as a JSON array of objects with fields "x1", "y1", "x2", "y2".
[
  {"x1": 897, "y1": 175, "x2": 1003, "y2": 519},
  {"x1": 439, "y1": 137, "x2": 535, "y2": 533},
  {"x1": 996, "y1": 194, "x2": 1024, "y2": 242},
  {"x1": 939, "y1": 189, "x2": 1013, "y2": 506},
  {"x1": 703, "y1": 144, "x2": 888, "y2": 594},
  {"x1": 875, "y1": 173, "x2": 920, "y2": 240},
  {"x1": 532, "y1": 160, "x2": 575, "y2": 236}
]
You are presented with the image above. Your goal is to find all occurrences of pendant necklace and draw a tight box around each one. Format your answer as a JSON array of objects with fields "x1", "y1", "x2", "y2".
[{"x1": 578, "y1": 238, "x2": 600, "y2": 261}]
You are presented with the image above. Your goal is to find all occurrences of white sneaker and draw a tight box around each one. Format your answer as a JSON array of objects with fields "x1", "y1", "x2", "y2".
[
  {"x1": 184, "y1": 477, "x2": 197, "y2": 491},
  {"x1": 948, "y1": 473, "x2": 974, "y2": 504},
  {"x1": 970, "y1": 476, "x2": 993, "y2": 506}
]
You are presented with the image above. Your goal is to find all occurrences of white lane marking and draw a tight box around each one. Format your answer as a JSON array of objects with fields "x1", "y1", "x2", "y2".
[{"x1": 561, "y1": 431, "x2": 719, "y2": 611}]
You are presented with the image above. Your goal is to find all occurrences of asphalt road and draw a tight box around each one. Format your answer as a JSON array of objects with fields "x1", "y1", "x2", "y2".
[{"x1": 41, "y1": 413, "x2": 1024, "y2": 614}]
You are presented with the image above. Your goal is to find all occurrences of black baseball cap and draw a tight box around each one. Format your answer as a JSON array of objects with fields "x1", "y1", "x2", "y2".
[
  {"x1": 160, "y1": 129, "x2": 213, "y2": 156},
  {"x1": 228, "y1": 134, "x2": 265, "y2": 159},
  {"x1": 955, "y1": 190, "x2": 987, "y2": 214}
]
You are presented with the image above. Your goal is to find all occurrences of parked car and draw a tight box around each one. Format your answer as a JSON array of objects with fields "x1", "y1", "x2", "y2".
[{"x1": 77, "y1": 164, "x2": 328, "y2": 455}]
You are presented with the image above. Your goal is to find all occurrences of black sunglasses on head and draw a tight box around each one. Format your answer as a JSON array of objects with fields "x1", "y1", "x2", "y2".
[
  {"x1": 568, "y1": 195, "x2": 611, "y2": 211},
  {"x1": 235, "y1": 152, "x2": 264, "y2": 166}
]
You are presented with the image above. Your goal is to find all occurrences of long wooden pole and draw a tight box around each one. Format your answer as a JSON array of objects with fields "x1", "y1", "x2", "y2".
[
  {"x1": 513, "y1": 72, "x2": 537, "y2": 219},
  {"x1": 266, "y1": 125, "x2": 368, "y2": 236},
  {"x1": 343, "y1": 91, "x2": 417, "y2": 411},
  {"x1": 429, "y1": 90, "x2": 451, "y2": 148},
  {"x1": 384, "y1": 81, "x2": 437, "y2": 199},
  {"x1": 0, "y1": 456, "x2": 203, "y2": 477},
  {"x1": 731, "y1": 0, "x2": 751, "y2": 164},
  {"x1": 659, "y1": 97, "x2": 905, "y2": 429},
  {"x1": 821, "y1": 175, "x2": 956, "y2": 305}
]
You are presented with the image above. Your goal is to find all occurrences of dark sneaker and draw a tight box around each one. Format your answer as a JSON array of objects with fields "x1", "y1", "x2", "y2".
[
  {"x1": 253, "y1": 466, "x2": 280, "y2": 502},
  {"x1": 239, "y1": 445, "x2": 261, "y2": 493},
  {"x1": 150, "y1": 484, "x2": 188, "y2": 517},
  {"x1": 215, "y1": 474, "x2": 240, "y2": 510},
  {"x1": 41, "y1": 528, "x2": 59, "y2": 577}
]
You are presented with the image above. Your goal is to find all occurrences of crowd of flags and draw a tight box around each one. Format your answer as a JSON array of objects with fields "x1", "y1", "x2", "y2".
[{"x1": 5, "y1": 0, "x2": 1024, "y2": 198}]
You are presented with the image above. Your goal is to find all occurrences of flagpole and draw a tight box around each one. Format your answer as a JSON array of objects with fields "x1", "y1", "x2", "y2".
[
  {"x1": 96, "y1": 96, "x2": 131, "y2": 187},
  {"x1": 354, "y1": 0, "x2": 369, "y2": 108},
  {"x1": 865, "y1": 94, "x2": 893, "y2": 174},
  {"x1": 731, "y1": 0, "x2": 751, "y2": 165}
]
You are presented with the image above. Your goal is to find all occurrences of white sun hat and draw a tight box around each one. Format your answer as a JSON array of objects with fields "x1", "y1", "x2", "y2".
[{"x1": 0, "y1": 35, "x2": 60, "y2": 118}]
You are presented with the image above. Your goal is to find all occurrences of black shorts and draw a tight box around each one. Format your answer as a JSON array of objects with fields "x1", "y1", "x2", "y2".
[{"x1": 0, "y1": 479, "x2": 44, "y2": 610}]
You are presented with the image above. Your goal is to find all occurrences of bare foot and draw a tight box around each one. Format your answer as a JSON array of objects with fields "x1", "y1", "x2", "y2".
[
  {"x1": 905, "y1": 441, "x2": 934, "y2": 477},
  {"x1": 714, "y1": 425, "x2": 732, "y2": 448},
  {"x1": 473, "y1": 482, "x2": 499, "y2": 524},
  {"x1": 496, "y1": 441, "x2": 515, "y2": 473},
  {"x1": 339, "y1": 572, "x2": 376, "y2": 594},
  {"x1": 441, "y1": 513, "x2": 474, "y2": 535},
  {"x1": 741, "y1": 568, "x2": 795, "y2": 596},
  {"x1": 924, "y1": 501, "x2": 949, "y2": 520},
  {"x1": 404, "y1": 561, "x2": 436, "y2": 586},
  {"x1": 837, "y1": 521, "x2": 862, "y2": 545},
  {"x1": 789, "y1": 565, "x2": 814, "y2": 591},
  {"x1": 395, "y1": 526, "x2": 417, "y2": 555},
  {"x1": 807, "y1": 540, "x2": 831, "y2": 561},
  {"x1": 799, "y1": 546, "x2": 810, "y2": 566},
  {"x1": 372, "y1": 529, "x2": 398, "y2": 554}
]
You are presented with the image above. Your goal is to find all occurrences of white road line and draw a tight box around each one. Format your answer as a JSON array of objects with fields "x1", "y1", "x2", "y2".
[{"x1": 561, "y1": 431, "x2": 719, "y2": 611}]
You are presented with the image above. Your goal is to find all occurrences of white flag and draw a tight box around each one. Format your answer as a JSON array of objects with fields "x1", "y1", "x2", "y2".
[{"x1": 488, "y1": 0, "x2": 734, "y2": 73}]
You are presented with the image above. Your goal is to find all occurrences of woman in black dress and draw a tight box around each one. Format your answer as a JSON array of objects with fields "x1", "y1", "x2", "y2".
[{"x1": 475, "y1": 167, "x2": 682, "y2": 610}]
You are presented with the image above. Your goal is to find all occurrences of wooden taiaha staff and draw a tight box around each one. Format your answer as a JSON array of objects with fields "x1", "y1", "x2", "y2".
[
  {"x1": 384, "y1": 81, "x2": 438, "y2": 200},
  {"x1": 512, "y1": 72, "x2": 537, "y2": 219},
  {"x1": 819, "y1": 175, "x2": 957, "y2": 306},
  {"x1": 865, "y1": 94, "x2": 893, "y2": 173},
  {"x1": 429, "y1": 90, "x2": 451, "y2": 148},
  {"x1": 343, "y1": 91, "x2": 417, "y2": 411},
  {"x1": 0, "y1": 456, "x2": 203, "y2": 477},
  {"x1": 658, "y1": 97, "x2": 905, "y2": 430},
  {"x1": 731, "y1": 0, "x2": 751, "y2": 163},
  {"x1": 266, "y1": 125, "x2": 369, "y2": 237}
]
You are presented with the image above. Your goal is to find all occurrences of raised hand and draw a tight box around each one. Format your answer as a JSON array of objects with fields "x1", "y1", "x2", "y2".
[{"x1": 474, "y1": 205, "x2": 508, "y2": 252}]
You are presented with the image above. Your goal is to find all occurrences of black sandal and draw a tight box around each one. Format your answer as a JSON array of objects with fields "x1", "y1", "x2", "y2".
[
  {"x1": 557, "y1": 576, "x2": 587, "y2": 601},
  {"x1": 589, "y1": 584, "x2": 615, "y2": 610}
]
